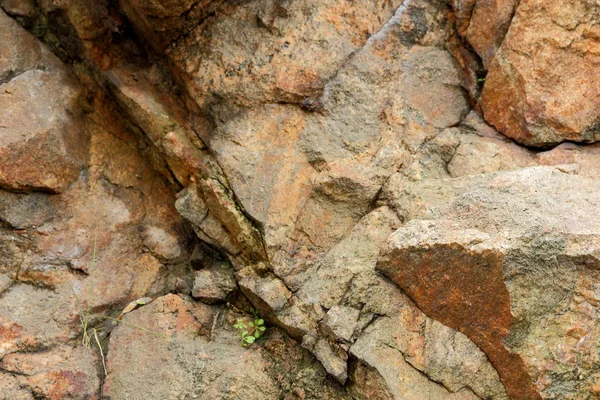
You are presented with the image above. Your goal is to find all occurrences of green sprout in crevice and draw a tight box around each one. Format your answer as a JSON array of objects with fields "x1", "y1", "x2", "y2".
[{"x1": 232, "y1": 309, "x2": 267, "y2": 347}]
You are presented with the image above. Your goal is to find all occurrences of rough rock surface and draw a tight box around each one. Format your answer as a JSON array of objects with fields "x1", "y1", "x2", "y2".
[
  {"x1": 103, "y1": 294, "x2": 349, "y2": 400},
  {"x1": 451, "y1": 0, "x2": 518, "y2": 68},
  {"x1": 481, "y1": 0, "x2": 600, "y2": 146},
  {"x1": 120, "y1": 0, "x2": 225, "y2": 52},
  {"x1": 0, "y1": 10, "x2": 88, "y2": 193},
  {"x1": 1, "y1": 0, "x2": 600, "y2": 399},
  {"x1": 378, "y1": 167, "x2": 600, "y2": 399}
]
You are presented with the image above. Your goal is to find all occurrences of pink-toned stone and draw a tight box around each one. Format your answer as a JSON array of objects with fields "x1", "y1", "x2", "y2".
[
  {"x1": 0, "y1": 345, "x2": 99, "y2": 400},
  {"x1": 0, "y1": 11, "x2": 88, "y2": 193},
  {"x1": 0, "y1": 9, "x2": 43, "y2": 80},
  {"x1": 466, "y1": 0, "x2": 518, "y2": 67},
  {"x1": 168, "y1": 0, "x2": 405, "y2": 109},
  {"x1": 536, "y1": 142, "x2": 600, "y2": 176},
  {"x1": 451, "y1": 0, "x2": 518, "y2": 68}
]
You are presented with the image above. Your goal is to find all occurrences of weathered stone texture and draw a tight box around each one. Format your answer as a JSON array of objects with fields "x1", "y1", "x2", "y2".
[
  {"x1": 481, "y1": 0, "x2": 600, "y2": 146},
  {"x1": 378, "y1": 167, "x2": 600, "y2": 399},
  {"x1": 2, "y1": 0, "x2": 600, "y2": 398}
]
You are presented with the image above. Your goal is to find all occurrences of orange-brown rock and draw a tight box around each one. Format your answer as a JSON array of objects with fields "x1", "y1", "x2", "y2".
[
  {"x1": 0, "y1": 10, "x2": 88, "y2": 193},
  {"x1": 5, "y1": 0, "x2": 600, "y2": 398},
  {"x1": 450, "y1": 0, "x2": 477, "y2": 38},
  {"x1": 465, "y1": 0, "x2": 518, "y2": 67},
  {"x1": 0, "y1": 346, "x2": 99, "y2": 400},
  {"x1": 167, "y1": 0, "x2": 405, "y2": 109},
  {"x1": 451, "y1": 0, "x2": 518, "y2": 68},
  {"x1": 481, "y1": 0, "x2": 600, "y2": 147},
  {"x1": 378, "y1": 235, "x2": 541, "y2": 400}
]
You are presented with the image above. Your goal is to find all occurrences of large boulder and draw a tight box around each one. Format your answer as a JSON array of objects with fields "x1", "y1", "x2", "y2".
[
  {"x1": 378, "y1": 166, "x2": 600, "y2": 399},
  {"x1": 0, "y1": 10, "x2": 88, "y2": 193},
  {"x1": 481, "y1": 0, "x2": 600, "y2": 147}
]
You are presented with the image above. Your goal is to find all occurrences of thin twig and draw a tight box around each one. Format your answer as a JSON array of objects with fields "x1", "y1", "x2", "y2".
[
  {"x1": 209, "y1": 311, "x2": 221, "y2": 342},
  {"x1": 93, "y1": 328, "x2": 108, "y2": 377},
  {"x1": 82, "y1": 237, "x2": 98, "y2": 347}
]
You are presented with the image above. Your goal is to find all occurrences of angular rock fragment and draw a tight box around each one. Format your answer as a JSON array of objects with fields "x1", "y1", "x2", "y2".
[
  {"x1": 0, "y1": 345, "x2": 99, "y2": 400},
  {"x1": 0, "y1": 192, "x2": 54, "y2": 229},
  {"x1": 0, "y1": 284, "x2": 72, "y2": 358},
  {"x1": 347, "y1": 361, "x2": 394, "y2": 400},
  {"x1": 0, "y1": 8, "x2": 43, "y2": 81},
  {"x1": 236, "y1": 264, "x2": 316, "y2": 339},
  {"x1": 351, "y1": 326, "x2": 464, "y2": 399},
  {"x1": 302, "y1": 334, "x2": 348, "y2": 384},
  {"x1": 451, "y1": 0, "x2": 518, "y2": 68},
  {"x1": 191, "y1": 262, "x2": 236, "y2": 304},
  {"x1": 321, "y1": 305, "x2": 360, "y2": 343},
  {"x1": 141, "y1": 225, "x2": 184, "y2": 262}
]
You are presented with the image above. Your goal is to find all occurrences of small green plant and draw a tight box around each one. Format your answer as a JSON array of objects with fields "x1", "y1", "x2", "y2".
[{"x1": 233, "y1": 309, "x2": 266, "y2": 347}]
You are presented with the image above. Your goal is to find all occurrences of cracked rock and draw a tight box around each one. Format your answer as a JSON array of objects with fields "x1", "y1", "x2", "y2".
[
  {"x1": 0, "y1": 11, "x2": 88, "y2": 193},
  {"x1": 321, "y1": 305, "x2": 360, "y2": 343},
  {"x1": 302, "y1": 334, "x2": 348, "y2": 384},
  {"x1": 191, "y1": 262, "x2": 236, "y2": 304}
]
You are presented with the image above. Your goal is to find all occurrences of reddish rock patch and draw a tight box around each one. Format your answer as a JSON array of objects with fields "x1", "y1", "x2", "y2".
[{"x1": 378, "y1": 242, "x2": 541, "y2": 400}]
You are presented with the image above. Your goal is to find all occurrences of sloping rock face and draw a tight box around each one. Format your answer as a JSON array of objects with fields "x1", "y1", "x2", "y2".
[{"x1": 1, "y1": 0, "x2": 600, "y2": 399}]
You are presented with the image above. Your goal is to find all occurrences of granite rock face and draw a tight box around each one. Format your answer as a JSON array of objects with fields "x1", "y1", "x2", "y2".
[
  {"x1": 378, "y1": 167, "x2": 600, "y2": 399},
  {"x1": 480, "y1": 0, "x2": 600, "y2": 146},
  {"x1": 103, "y1": 294, "x2": 350, "y2": 400},
  {"x1": 1, "y1": 0, "x2": 600, "y2": 399},
  {"x1": 451, "y1": 0, "x2": 518, "y2": 68}
]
